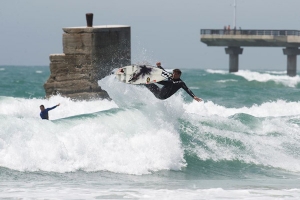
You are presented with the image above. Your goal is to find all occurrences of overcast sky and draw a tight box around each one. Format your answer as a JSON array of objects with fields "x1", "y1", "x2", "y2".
[{"x1": 1, "y1": 0, "x2": 300, "y2": 70}]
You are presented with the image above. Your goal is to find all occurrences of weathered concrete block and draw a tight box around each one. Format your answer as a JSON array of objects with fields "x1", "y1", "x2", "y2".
[
  {"x1": 63, "y1": 33, "x2": 94, "y2": 55},
  {"x1": 44, "y1": 25, "x2": 131, "y2": 100}
]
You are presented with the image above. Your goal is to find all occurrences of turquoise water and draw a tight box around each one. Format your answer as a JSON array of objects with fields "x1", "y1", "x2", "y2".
[{"x1": 1, "y1": 66, "x2": 300, "y2": 199}]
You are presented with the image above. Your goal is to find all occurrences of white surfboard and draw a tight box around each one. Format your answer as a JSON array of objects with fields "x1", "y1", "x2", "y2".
[{"x1": 115, "y1": 65, "x2": 172, "y2": 84}]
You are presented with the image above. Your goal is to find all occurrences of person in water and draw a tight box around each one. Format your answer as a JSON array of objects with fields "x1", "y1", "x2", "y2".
[
  {"x1": 40, "y1": 103, "x2": 60, "y2": 120},
  {"x1": 144, "y1": 62, "x2": 202, "y2": 102}
]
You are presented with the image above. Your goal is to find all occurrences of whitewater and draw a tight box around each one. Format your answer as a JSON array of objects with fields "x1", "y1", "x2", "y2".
[{"x1": 1, "y1": 66, "x2": 300, "y2": 199}]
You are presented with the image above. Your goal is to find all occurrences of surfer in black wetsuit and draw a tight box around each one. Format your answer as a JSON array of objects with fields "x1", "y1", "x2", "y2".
[
  {"x1": 40, "y1": 103, "x2": 60, "y2": 120},
  {"x1": 144, "y1": 62, "x2": 202, "y2": 102}
]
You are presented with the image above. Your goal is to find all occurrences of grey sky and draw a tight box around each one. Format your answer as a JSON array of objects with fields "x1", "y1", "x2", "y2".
[{"x1": 1, "y1": 0, "x2": 300, "y2": 70}]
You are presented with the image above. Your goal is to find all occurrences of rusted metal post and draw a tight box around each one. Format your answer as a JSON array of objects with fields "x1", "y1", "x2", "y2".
[{"x1": 86, "y1": 13, "x2": 93, "y2": 27}]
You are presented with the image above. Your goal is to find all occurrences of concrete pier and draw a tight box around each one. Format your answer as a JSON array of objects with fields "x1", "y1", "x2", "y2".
[
  {"x1": 44, "y1": 14, "x2": 131, "y2": 100},
  {"x1": 201, "y1": 29, "x2": 300, "y2": 76},
  {"x1": 225, "y1": 47, "x2": 243, "y2": 72}
]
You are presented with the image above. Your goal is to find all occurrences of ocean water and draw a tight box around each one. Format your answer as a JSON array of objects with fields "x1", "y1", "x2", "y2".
[{"x1": 1, "y1": 65, "x2": 300, "y2": 199}]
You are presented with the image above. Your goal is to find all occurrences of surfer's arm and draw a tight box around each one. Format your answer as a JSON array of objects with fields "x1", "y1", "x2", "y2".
[
  {"x1": 47, "y1": 104, "x2": 60, "y2": 111},
  {"x1": 157, "y1": 80, "x2": 169, "y2": 86},
  {"x1": 46, "y1": 106, "x2": 56, "y2": 111},
  {"x1": 181, "y1": 82, "x2": 202, "y2": 102},
  {"x1": 156, "y1": 63, "x2": 168, "y2": 73},
  {"x1": 156, "y1": 62, "x2": 173, "y2": 80},
  {"x1": 156, "y1": 62, "x2": 164, "y2": 70},
  {"x1": 157, "y1": 65, "x2": 165, "y2": 70}
]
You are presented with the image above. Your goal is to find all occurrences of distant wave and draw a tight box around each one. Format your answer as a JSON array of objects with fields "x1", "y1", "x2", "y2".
[
  {"x1": 236, "y1": 70, "x2": 300, "y2": 87},
  {"x1": 265, "y1": 70, "x2": 287, "y2": 74},
  {"x1": 206, "y1": 69, "x2": 228, "y2": 74},
  {"x1": 207, "y1": 69, "x2": 300, "y2": 87},
  {"x1": 184, "y1": 99, "x2": 300, "y2": 118},
  {"x1": 217, "y1": 79, "x2": 237, "y2": 83}
]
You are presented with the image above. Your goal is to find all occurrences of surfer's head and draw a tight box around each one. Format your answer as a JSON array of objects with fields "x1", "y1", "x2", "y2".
[
  {"x1": 172, "y1": 69, "x2": 181, "y2": 79},
  {"x1": 40, "y1": 105, "x2": 45, "y2": 111}
]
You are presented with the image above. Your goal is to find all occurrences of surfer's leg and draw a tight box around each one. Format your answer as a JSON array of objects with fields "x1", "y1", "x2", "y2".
[{"x1": 144, "y1": 84, "x2": 161, "y2": 98}]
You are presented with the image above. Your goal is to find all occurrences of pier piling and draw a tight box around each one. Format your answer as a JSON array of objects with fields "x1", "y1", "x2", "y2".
[
  {"x1": 225, "y1": 47, "x2": 243, "y2": 72},
  {"x1": 283, "y1": 47, "x2": 300, "y2": 77}
]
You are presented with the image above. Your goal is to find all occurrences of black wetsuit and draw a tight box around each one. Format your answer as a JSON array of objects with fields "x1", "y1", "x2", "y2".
[{"x1": 145, "y1": 66, "x2": 196, "y2": 100}]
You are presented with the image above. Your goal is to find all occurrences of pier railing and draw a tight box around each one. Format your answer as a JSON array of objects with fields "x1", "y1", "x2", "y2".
[{"x1": 201, "y1": 29, "x2": 300, "y2": 36}]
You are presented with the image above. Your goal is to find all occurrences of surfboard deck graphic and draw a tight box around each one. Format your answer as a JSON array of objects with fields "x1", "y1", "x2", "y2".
[{"x1": 115, "y1": 65, "x2": 172, "y2": 84}]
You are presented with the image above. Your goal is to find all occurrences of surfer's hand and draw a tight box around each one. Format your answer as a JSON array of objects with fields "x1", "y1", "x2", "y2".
[
  {"x1": 57, "y1": 103, "x2": 60, "y2": 106},
  {"x1": 194, "y1": 97, "x2": 202, "y2": 102}
]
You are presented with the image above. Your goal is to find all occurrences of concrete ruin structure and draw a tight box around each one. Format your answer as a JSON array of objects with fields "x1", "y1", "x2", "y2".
[{"x1": 44, "y1": 13, "x2": 131, "y2": 100}]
